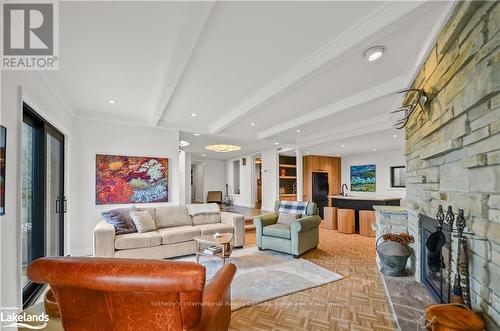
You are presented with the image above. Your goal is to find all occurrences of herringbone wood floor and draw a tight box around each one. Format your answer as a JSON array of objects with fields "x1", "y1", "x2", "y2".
[{"x1": 229, "y1": 228, "x2": 397, "y2": 331}]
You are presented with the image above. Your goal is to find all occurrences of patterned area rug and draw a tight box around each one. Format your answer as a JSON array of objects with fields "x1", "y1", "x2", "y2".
[{"x1": 174, "y1": 247, "x2": 343, "y2": 311}]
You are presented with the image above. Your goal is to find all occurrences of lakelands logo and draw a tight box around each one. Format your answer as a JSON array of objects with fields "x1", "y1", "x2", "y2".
[
  {"x1": 2, "y1": 1, "x2": 59, "y2": 70},
  {"x1": 1, "y1": 307, "x2": 49, "y2": 329}
]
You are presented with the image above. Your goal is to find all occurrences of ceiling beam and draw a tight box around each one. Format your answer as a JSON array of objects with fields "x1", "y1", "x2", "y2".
[
  {"x1": 257, "y1": 76, "x2": 405, "y2": 139},
  {"x1": 209, "y1": 1, "x2": 425, "y2": 134},
  {"x1": 149, "y1": 2, "x2": 214, "y2": 126},
  {"x1": 293, "y1": 114, "x2": 393, "y2": 150}
]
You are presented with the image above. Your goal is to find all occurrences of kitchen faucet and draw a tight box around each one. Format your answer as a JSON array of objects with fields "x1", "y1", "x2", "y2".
[{"x1": 341, "y1": 184, "x2": 348, "y2": 196}]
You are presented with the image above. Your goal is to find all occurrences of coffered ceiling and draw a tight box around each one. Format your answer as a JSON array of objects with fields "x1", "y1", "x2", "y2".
[{"x1": 44, "y1": 1, "x2": 454, "y2": 160}]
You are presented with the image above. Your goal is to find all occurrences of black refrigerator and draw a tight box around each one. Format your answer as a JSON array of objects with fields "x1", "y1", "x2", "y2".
[{"x1": 312, "y1": 172, "x2": 329, "y2": 219}]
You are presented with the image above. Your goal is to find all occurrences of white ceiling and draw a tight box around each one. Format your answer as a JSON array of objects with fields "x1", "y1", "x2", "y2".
[{"x1": 45, "y1": 1, "x2": 454, "y2": 160}]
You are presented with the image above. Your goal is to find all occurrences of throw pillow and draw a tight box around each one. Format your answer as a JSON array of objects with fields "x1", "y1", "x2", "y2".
[
  {"x1": 277, "y1": 212, "x2": 301, "y2": 225},
  {"x1": 101, "y1": 207, "x2": 137, "y2": 235},
  {"x1": 130, "y1": 210, "x2": 157, "y2": 233}
]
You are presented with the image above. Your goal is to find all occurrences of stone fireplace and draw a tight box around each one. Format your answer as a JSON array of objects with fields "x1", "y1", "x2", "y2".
[{"x1": 403, "y1": 2, "x2": 499, "y2": 329}]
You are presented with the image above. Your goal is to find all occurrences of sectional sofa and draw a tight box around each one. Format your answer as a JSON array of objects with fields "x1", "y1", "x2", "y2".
[{"x1": 93, "y1": 203, "x2": 245, "y2": 259}]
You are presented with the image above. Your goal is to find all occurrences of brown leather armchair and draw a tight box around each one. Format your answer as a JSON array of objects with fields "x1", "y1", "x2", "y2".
[{"x1": 28, "y1": 257, "x2": 236, "y2": 331}]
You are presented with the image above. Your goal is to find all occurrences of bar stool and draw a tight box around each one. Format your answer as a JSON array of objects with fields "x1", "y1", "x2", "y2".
[
  {"x1": 322, "y1": 207, "x2": 337, "y2": 230},
  {"x1": 337, "y1": 209, "x2": 355, "y2": 234},
  {"x1": 359, "y1": 210, "x2": 376, "y2": 237}
]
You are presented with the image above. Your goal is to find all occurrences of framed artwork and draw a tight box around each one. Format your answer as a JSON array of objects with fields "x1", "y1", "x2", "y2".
[
  {"x1": 0, "y1": 126, "x2": 5, "y2": 215},
  {"x1": 96, "y1": 154, "x2": 168, "y2": 205},
  {"x1": 390, "y1": 166, "x2": 406, "y2": 188},
  {"x1": 350, "y1": 164, "x2": 376, "y2": 192}
]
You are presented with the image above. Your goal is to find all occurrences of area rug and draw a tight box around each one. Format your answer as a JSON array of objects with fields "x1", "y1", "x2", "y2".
[{"x1": 173, "y1": 247, "x2": 343, "y2": 310}]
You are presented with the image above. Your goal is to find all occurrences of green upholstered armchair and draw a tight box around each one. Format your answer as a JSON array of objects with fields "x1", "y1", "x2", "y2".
[{"x1": 253, "y1": 201, "x2": 321, "y2": 258}]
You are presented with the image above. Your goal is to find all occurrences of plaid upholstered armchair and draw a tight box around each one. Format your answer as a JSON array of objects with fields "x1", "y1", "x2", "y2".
[{"x1": 253, "y1": 201, "x2": 321, "y2": 258}]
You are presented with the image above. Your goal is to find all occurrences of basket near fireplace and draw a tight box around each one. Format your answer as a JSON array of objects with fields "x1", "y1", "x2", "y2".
[{"x1": 376, "y1": 233, "x2": 414, "y2": 277}]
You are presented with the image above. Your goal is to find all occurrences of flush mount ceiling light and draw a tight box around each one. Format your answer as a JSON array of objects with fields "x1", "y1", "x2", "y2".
[
  {"x1": 296, "y1": 129, "x2": 301, "y2": 133},
  {"x1": 179, "y1": 140, "x2": 190, "y2": 147},
  {"x1": 205, "y1": 144, "x2": 241, "y2": 153},
  {"x1": 108, "y1": 100, "x2": 116, "y2": 104},
  {"x1": 364, "y1": 46, "x2": 385, "y2": 62},
  {"x1": 194, "y1": 133, "x2": 200, "y2": 136},
  {"x1": 251, "y1": 122, "x2": 256, "y2": 126},
  {"x1": 191, "y1": 113, "x2": 197, "y2": 117},
  {"x1": 393, "y1": 134, "x2": 398, "y2": 138},
  {"x1": 341, "y1": 144, "x2": 346, "y2": 147},
  {"x1": 274, "y1": 142, "x2": 280, "y2": 145},
  {"x1": 201, "y1": 154, "x2": 206, "y2": 157}
]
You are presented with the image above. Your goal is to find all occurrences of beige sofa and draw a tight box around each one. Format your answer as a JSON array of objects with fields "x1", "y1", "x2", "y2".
[{"x1": 93, "y1": 204, "x2": 245, "y2": 259}]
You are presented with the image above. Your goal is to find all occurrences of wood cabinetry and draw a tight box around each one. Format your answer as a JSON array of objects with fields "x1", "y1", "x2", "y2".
[{"x1": 303, "y1": 155, "x2": 341, "y2": 202}]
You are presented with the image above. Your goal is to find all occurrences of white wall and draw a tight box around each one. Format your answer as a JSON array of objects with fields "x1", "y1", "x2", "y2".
[
  {"x1": 227, "y1": 155, "x2": 253, "y2": 208},
  {"x1": 179, "y1": 151, "x2": 191, "y2": 204},
  {"x1": 341, "y1": 149, "x2": 406, "y2": 198},
  {"x1": 203, "y1": 159, "x2": 226, "y2": 201},
  {"x1": 70, "y1": 118, "x2": 179, "y2": 255},
  {"x1": 1, "y1": 71, "x2": 74, "y2": 309},
  {"x1": 192, "y1": 162, "x2": 204, "y2": 202},
  {"x1": 261, "y1": 149, "x2": 279, "y2": 211}
]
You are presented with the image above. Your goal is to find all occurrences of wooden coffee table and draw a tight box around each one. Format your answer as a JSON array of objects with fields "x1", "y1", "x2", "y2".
[{"x1": 194, "y1": 233, "x2": 233, "y2": 264}]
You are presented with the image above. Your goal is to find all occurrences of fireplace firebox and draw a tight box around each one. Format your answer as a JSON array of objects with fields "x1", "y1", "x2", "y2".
[{"x1": 420, "y1": 214, "x2": 451, "y2": 303}]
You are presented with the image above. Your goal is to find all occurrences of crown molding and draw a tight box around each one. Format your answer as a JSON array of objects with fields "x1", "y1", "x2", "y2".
[
  {"x1": 209, "y1": 1, "x2": 426, "y2": 134},
  {"x1": 75, "y1": 109, "x2": 149, "y2": 127},
  {"x1": 149, "y1": 2, "x2": 214, "y2": 126},
  {"x1": 35, "y1": 71, "x2": 78, "y2": 117}
]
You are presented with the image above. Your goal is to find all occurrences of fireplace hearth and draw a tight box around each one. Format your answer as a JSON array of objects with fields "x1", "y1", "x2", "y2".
[{"x1": 420, "y1": 214, "x2": 451, "y2": 304}]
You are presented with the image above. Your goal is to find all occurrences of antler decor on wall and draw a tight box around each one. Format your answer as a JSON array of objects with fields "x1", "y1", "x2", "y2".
[{"x1": 391, "y1": 88, "x2": 429, "y2": 129}]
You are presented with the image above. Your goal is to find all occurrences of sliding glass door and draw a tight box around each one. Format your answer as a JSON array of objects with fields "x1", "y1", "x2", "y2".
[{"x1": 22, "y1": 104, "x2": 65, "y2": 307}]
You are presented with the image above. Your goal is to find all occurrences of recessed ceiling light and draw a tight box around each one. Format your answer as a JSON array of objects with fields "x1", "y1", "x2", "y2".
[
  {"x1": 274, "y1": 142, "x2": 280, "y2": 145},
  {"x1": 393, "y1": 134, "x2": 398, "y2": 138},
  {"x1": 306, "y1": 150, "x2": 310, "y2": 154},
  {"x1": 364, "y1": 46, "x2": 385, "y2": 62},
  {"x1": 194, "y1": 133, "x2": 200, "y2": 136},
  {"x1": 205, "y1": 144, "x2": 241, "y2": 153},
  {"x1": 191, "y1": 113, "x2": 197, "y2": 117},
  {"x1": 201, "y1": 154, "x2": 206, "y2": 157},
  {"x1": 179, "y1": 140, "x2": 190, "y2": 147},
  {"x1": 341, "y1": 144, "x2": 346, "y2": 147},
  {"x1": 108, "y1": 100, "x2": 116, "y2": 104},
  {"x1": 296, "y1": 129, "x2": 301, "y2": 133},
  {"x1": 373, "y1": 148, "x2": 377, "y2": 151},
  {"x1": 251, "y1": 122, "x2": 256, "y2": 126}
]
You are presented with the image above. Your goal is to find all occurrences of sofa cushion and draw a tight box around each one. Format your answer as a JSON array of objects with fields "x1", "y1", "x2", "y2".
[
  {"x1": 101, "y1": 207, "x2": 137, "y2": 235},
  {"x1": 130, "y1": 210, "x2": 157, "y2": 233},
  {"x1": 194, "y1": 223, "x2": 233, "y2": 236},
  {"x1": 263, "y1": 224, "x2": 291, "y2": 239},
  {"x1": 187, "y1": 203, "x2": 221, "y2": 225},
  {"x1": 115, "y1": 231, "x2": 161, "y2": 250},
  {"x1": 136, "y1": 207, "x2": 156, "y2": 224},
  {"x1": 156, "y1": 205, "x2": 192, "y2": 228},
  {"x1": 277, "y1": 212, "x2": 301, "y2": 225},
  {"x1": 157, "y1": 226, "x2": 201, "y2": 245}
]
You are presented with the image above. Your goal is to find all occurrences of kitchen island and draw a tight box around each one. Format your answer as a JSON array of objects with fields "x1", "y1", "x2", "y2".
[{"x1": 328, "y1": 195, "x2": 401, "y2": 232}]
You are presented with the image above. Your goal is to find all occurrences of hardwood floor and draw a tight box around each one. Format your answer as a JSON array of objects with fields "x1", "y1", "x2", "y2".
[{"x1": 229, "y1": 228, "x2": 398, "y2": 331}]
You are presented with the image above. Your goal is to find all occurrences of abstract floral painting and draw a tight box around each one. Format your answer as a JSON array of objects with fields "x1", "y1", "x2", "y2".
[
  {"x1": 96, "y1": 154, "x2": 168, "y2": 205},
  {"x1": 350, "y1": 164, "x2": 376, "y2": 192}
]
